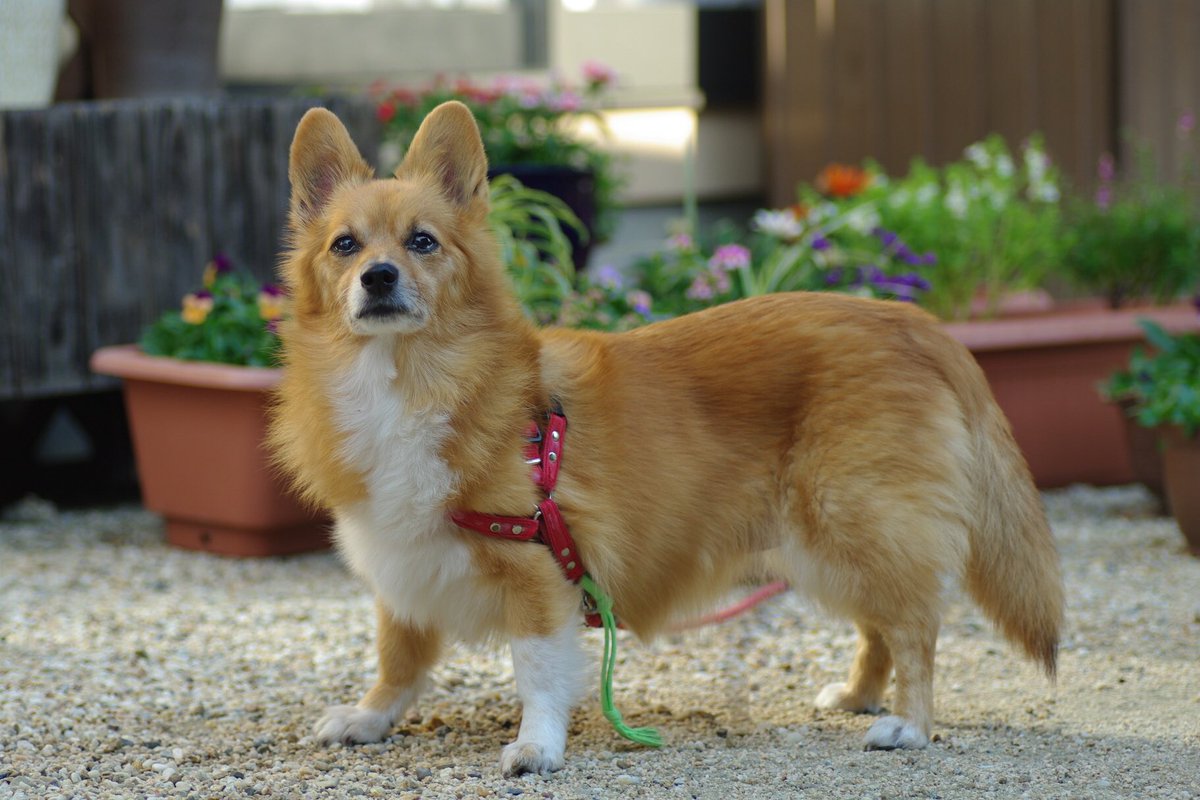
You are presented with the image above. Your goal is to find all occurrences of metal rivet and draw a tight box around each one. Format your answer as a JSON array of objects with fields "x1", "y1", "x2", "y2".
[
  {"x1": 566, "y1": 561, "x2": 576, "y2": 570},
  {"x1": 551, "y1": 431, "x2": 560, "y2": 440},
  {"x1": 489, "y1": 523, "x2": 502, "y2": 533},
  {"x1": 512, "y1": 525, "x2": 523, "y2": 535},
  {"x1": 548, "y1": 452, "x2": 557, "y2": 462},
  {"x1": 560, "y1": 548, "x2": 571, "y2": 557}
]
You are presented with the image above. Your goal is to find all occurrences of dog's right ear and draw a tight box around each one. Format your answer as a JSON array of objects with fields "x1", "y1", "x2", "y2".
[{"x1": 288, "y1": 108, "x2": 374, "y2": 226}]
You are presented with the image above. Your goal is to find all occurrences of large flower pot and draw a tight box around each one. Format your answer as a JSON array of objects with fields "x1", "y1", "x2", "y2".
[
  {"x1": 944, "y1": 304, "x2": 1200, "y2": 489},
  {"x1": 90, "y1": 345, "x2": 329, "y2": 557},
  {"x1": 1158, "y1": 426, "x2": 1200, "y2": 557}
]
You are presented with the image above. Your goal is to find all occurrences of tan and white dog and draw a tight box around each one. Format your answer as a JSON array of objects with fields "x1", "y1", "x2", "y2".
[{"x1": 268, "y1": 101, "x2": 1064, "y2": 776}]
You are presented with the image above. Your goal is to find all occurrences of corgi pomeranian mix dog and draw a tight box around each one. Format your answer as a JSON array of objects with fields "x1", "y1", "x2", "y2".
[{"x1": 270, "y1": 101, "x2": 1064, "y2": 776}]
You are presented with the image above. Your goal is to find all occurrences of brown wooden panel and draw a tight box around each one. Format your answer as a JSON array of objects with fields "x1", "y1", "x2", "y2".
[
  {"x1": 828, "y1": 0, "x2": 880, "y2": 164},
  {"x1": 984, "y1": 0, "x2": 1039, "y2": 147},
  {"x1": 763, "y1": 0, "x2": 827, "y2": 205},
  {"x1": 929, "y1": 0, "x2": 989, "y2": 162},
  {"x1": 877, "y1": 0, "x2": 934, "y2": 174}
]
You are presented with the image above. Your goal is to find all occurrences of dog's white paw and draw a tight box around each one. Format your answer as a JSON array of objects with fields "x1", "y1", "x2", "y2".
[
  {"x1": 313, "y1": 704, "x2": 393, "y2": 745},
  {"x1": 815, "y1": 682, "x2": 883, "y2": 714},
  {"x1": 500, "y1": 741, "x2": 564, "y2": 776},
  {"x1": 863, "y1": 715, "x2": 928, "y2": 751}
]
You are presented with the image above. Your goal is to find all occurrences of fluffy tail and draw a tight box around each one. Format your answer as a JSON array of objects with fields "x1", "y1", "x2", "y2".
[{"x1": 960, "y1": 378, "x2": 1064, "y2": 678}]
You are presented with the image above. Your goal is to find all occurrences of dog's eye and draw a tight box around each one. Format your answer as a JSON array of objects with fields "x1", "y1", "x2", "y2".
[
  {"x1": 408, "y1": 231, "x2": 439, "y2": 255},
  {"x1": 330, "y1": 235, "x2": 359, "y2": 256}
]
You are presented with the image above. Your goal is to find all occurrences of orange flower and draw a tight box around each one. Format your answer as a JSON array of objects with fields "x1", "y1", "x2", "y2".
[{"x1": 816, "y1": 164, "x2": 870, "y2": 198}]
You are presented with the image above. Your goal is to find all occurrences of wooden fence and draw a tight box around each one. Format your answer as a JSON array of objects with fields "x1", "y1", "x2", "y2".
[
  {"x1": 0, "y1": 96, "x2": 380, "y2": 401},
  {"x1": 763, "y1": 0, "x2": 1119, "y2": 205}
]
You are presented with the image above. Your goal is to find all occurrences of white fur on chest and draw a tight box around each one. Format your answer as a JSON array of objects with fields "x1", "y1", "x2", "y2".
[{"x1": 329, "y1": 338, "x2": 501, "y2": 640}]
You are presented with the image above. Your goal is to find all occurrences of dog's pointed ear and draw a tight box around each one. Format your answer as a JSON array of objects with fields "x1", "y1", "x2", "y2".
[
  {"x1": 396, "y1": 101, "x2": 489, "y2": 210},
  {"x1": 288, "y1": 108, "x2": 374, "y2": 225}
]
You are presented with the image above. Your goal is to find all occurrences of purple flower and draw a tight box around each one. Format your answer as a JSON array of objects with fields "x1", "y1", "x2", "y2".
[
  {"x1": 1095, "y1": 184, "x2": 1113, "y2": 211},
  {"x1": 708, "y1": 243, "x2": 752, "y2": 272},
  {"x1": 194, "y1": 289, "x2": 213, "y2": 300},
  {"x1": 626, "y1": 290, "x2": 652, "y2": 316},
  {"x1": 259, "y1": 283, "x2": 285, "y2": 297},
  {"x1": 1180, "y1": 112, "x2": 1195, "y2": 136},
  {"x1": 920, "y1": 252, "x2": 937, "y2": 266},
  {"x1": 811, "y1": 236, "x2": 831, "y2": 251},
  {"x1": 265, "y1": 318, "x2": 281, "y2": 335},
  {"x1": 1097, "y1": 153, "x2": 1116, "y2": 183},
  {"x1": 873, "y1": 227, "x2": 899, "y2": 248},
  {"x1": 592, "y1": 264, "x2": 624, "y2": 290},
  {"x1": 213, "y1": 253, "x2": 233, "y2": 273}
]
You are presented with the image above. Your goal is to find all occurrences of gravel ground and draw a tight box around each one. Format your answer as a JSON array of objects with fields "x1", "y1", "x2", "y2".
[{"x1": 2, "y1": 485, "x2": 1198, "y2": 800}]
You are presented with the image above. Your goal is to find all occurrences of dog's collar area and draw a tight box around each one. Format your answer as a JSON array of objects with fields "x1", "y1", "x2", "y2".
[{"x1": 449, "y1": 401, "x2": 589, "y2": 596}]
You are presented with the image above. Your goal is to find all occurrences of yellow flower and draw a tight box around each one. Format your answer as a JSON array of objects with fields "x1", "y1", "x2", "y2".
[
  {"x1": 257, "y1": 285, "x2": 287, "y2": 321},
  {"x1": 202, "y1": 262, "x2": 217, "y2": 288},
  {"x1": 181, "y1": 292, "x2": 214, "y2": 325}
]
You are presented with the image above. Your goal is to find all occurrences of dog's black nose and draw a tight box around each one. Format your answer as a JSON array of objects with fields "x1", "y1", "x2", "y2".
[{"x1": 360, "y1": 263, "x2": 399, "y2": 296}]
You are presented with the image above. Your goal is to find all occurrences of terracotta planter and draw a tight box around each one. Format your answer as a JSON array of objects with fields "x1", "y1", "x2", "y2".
[
  {"x1": 90, "y1": 345, "x2": 329, "y2": 557},
  {"x1": 944, "y1": 304, "x2": 1200, "y2": 489},
  {"x1": 1115, "y1": 396, "x2": 1169, "y2": 511},
  {"x1": 1158, "y1": 426, "x2": 1200, "y2": 557}
]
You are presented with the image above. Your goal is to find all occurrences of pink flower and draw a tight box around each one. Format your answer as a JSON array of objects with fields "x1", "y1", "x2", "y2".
[
  {"x1": 1179, "y1": 112, "x2": 1195, "y2": 136},
  {"x1": 708, "y1": 244, "x2": 751, "y2": 272},
  {"x1": 582, "y1": 60, "x2": 617, "y2": 90},
  {"x1": 1097, "y1": 152, "x2": 1116, "y2": 183},
  {"x1": 548, "y1": 90, "x2": 583, "y2": 113},
  {"x1": 667, "y1": 233, "x2": 693, "y2": 251},
  {"x1": 686, "y1": 275, "x2": 715, "y2": 301}
]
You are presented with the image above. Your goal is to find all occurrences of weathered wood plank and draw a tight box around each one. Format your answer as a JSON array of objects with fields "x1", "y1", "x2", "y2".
[{"x1": 0, "y1": 96, "x2": 378, "y2": 401}]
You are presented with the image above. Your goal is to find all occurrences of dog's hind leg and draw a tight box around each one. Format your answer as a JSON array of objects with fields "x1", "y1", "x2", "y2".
[
  {"x1": 314, "y1": 600, "x2": 441, "y2": 745},
  {"x1": 862, "y1": 617, "x2": 938, "y2": 750},
  {"x1": 501, "y1": 620, "x2": 587, "y2": 776},
  {"x1": 815, "y1": 622, "x2": 892, "y2": 714}
]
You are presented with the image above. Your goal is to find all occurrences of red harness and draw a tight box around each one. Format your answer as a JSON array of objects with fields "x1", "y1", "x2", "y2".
[{"x1": 450, "y1": 404, "x2": 602, "y2": 625}]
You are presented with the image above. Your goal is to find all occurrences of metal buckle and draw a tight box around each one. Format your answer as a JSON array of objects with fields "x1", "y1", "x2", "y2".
[{"x1": 580, "y1": 590, "x2": 598, "y2": 615}]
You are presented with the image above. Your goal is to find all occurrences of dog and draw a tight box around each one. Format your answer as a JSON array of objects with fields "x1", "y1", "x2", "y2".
[{"x1": 269, "y1": 101, "x2": 1064, "y2": 776}]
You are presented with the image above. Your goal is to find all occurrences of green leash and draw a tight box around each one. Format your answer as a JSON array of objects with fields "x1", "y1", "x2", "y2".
[{"x1": 580, "y1": 574, "x2": 663, "y2": 748}]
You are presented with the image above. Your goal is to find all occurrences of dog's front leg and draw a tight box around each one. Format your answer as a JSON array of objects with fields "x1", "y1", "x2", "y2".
[
  {"x1": 501, "y1": 620, "x2": 587, "y2": 776},
  {"x1": 315, "y1": 600, "x2": 441, "y2": 745}
]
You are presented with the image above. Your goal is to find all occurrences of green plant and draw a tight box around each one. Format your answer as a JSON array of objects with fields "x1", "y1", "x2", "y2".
[
  {"x1": 1104, "y1": 315, "x2": 1200, "y2": 436},
  {"x1": 488, "y1": 174, "x2": 586, "y2": 324},
  {"x1": 373, "y1": 64, "x2": 623, "y2": 242},
  {"x1": 1064, "y1": 134, "x2": 1200, "y2": 308},
  {"x1": 863, "y1": 135, "x2": 1067, "y2": 320},
  {"x1": 140, "y1": 255, "x2": 284, "y2": 367}
]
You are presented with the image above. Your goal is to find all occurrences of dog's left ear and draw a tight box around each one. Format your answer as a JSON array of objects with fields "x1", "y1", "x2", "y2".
[
  {"x1": 397, "y1": 101, "x2": 489, "y2": 211},
  {"x1": 288, "y1": 108, "x2": 374, "y2": 226}
]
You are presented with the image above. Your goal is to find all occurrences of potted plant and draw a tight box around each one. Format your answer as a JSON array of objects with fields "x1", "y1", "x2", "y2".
[
  {"x1": 91, "y1": 180, "x2": 582, "y2": 556},
  {"x1": 372, "y1": 62, "x2": 622, "y2": 271},
  {"x1": 1062, "y1": 129, "x2": 1200, "y2": 310},
  {"x1": 1103, "y1": 315, "x2": 1200, "y2": 555},
  {"x1": 90, "y1": 256, "x2": 330, "y2": 557}
]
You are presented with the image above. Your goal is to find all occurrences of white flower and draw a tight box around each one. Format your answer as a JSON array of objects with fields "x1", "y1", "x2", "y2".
[
  {"x1": 965, "y1": 142, "x2": 991, "y2": 169},
  {"x1": 1028, "y1": 182, "x2": 1060, "y2": 203},
  {"x1": 843, "y1": 205, "x2": 881, "y2": 234},
  {"x1": 945, "y1": 184, "x2": 969, "y2": 219},
  {"x1": 1024, "y1": 147, "x2": 1049, "y2": 183},
  {"x1": 915, "y1": 184, "x2": 938, "y2": 207},
  {"x1": 995, "y1": 153, "x2": 1015, "y2": 178},
  {"x1": 752, "y1": 208, "x2": 804, "y2": 240}
]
